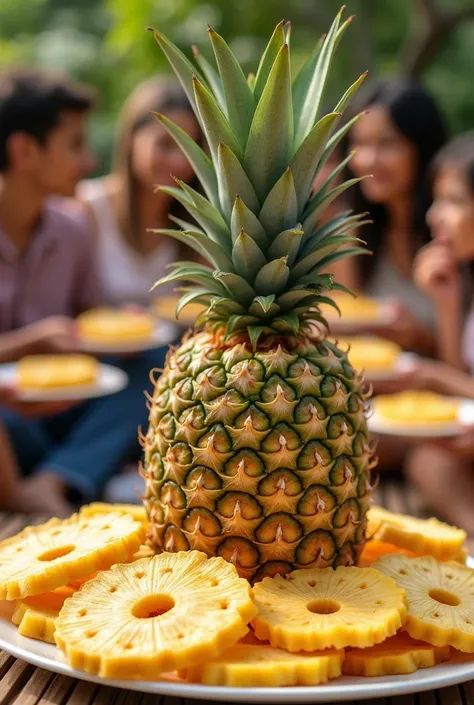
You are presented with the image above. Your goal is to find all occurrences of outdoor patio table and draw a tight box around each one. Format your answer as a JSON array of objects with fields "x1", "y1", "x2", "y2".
[{"x1": 0, "y1": 480, "x2": 472, "y2": 705}]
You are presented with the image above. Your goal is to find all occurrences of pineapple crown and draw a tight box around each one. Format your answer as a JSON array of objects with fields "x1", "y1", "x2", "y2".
[{"x1": 150, "y1": 7, "x2": 370, "y2": 348}]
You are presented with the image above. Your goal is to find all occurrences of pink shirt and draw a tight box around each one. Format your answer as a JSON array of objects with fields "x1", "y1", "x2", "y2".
[{"x1": 0, "y1": 202, "x2": 102, "y2": 333}]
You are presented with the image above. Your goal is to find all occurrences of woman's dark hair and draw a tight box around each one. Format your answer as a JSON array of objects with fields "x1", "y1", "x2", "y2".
[
  {"x1": 345, "y1": 77, "x2": 447, "y2": 282},
  {"x1": 113, "y1": 77, "x2": 203, "y2": 254},
  {"x1": 0, "y1": 68, "x2": 94, "y2": 171},
  {"x1": 432, "y1": 131, "x2": 474, "y2": 193}
]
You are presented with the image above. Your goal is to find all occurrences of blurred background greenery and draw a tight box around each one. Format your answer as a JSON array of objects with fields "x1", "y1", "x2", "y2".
[{"x1": 2, "y1": 0, "x2": 473, "y2": 174}]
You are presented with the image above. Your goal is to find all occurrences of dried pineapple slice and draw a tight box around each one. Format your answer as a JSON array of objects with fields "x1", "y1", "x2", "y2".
[
  {"x1": 368, "y1": 506, "x2": 466, "y2": 561},
  {"x1": 375, "y1": 554, "x2": 474, "y2": 652},
  {"x1": 18, "y1": 354, "x2": 97, "y2": 389},
  {"x1": 252, "y1": 566, "x2": 406, "y2": 651},
  {"x1": 55, "y1": 551, "x2": 257, "y2": 679},
  {"x1": 342, "y1": 632, "x2": 450, "y2": 676},
  {"x1": 182, "y1": 644, "x2": 344, "y2": 687},
  {"x1": 359, "y1": 540, "x2": 416, "y2": 567},
  {"x1": 0, "y1": 513, "x2": 145, "y2": 600},
  {"x1": 80, "y1": 502, "x2": 147, "y2": 525},
  {"x1": 12, "y1": 585, "x2": 75, "y2": 643},
  {"x1": 77, "y1": 308, "x2": 154, "y2": 343},
  {"x1": 375, "y1": 391, "x2": 459, "y2": 424}
]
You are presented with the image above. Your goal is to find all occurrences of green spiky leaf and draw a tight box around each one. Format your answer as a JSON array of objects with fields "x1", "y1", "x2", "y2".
[
  {"x1": 232, "y1": 230, "x2": 267, "y2": 281},
  {"x1": 154, "y1": 113, "x2": 219, "y2": 207},
  {"x1": 208, "y1": 27, "x2": 255, "y2": 149},
  {"x1": 231, "y1": 196, "x2": 268, "y2": 249},
  {"x1": 150, "y1": 29, "x2": 206, "y2": 118},
  {"x1": 268, "y1": 226, "x2": 303, "y2": 265},
  {"x1": 213, "y1": 271, "x2": 255, "y2": 304},
  {"x1": 217, "y1": 143, "x2": 260, "y2": 219},
  {"x1": 302, "y1": 177, "x2": 369, "y2": 237},
  {"x1": 191, "y1": 45, "x2": 226, "y2": 112},
  {"x1": 248, "y1": 325, "x2": 266, "y2": 350},
  {"x1": 259, "y1": 167, "x2": 298, "y2": 236},
  {"x1": 244, "y1": 43, "x2": 293, "y2": 201},
  {"x1": 175, "y1": 288, "x2": 213, "y2": 318},
  {"x1": 253, "y1": 20, "x2": 286, "y2": 102},
  {"x1": 150, "y1": 228, "x2": 233, "y2": 271},
  {"x1": 254, "y1": 257, "x2": 290, "y2": 295},
  {"x1": 193, "y1": 76, "x2": 242, "y2": 162},
  {"x1": 291, "y1": 111, "x2": 341, "y2": 212}
]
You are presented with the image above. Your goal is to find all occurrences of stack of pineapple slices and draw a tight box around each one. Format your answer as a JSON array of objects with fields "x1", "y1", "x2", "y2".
[{"x1": 0, "y1": 504, "x2": 473, "y2": 687}]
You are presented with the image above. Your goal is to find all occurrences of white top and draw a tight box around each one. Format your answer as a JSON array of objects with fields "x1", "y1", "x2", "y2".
[
  {"x1": 366, "y1": 254, "x2": 436, "y2": 329},
  {"x1": 79, "y1": 179, "x2": 178, "y2": 308}
]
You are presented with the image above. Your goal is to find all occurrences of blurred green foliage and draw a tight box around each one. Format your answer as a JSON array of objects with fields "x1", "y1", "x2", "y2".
[{"x1": 1, "y1": 0, "x2": 473, "y2": 173}]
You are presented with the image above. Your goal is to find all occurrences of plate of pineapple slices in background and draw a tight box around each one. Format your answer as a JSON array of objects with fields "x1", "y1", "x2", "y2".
[
  {"x1": 318, "y1": 294, "x2": 397, "y2": 335},
  {"x1": 151, "y1": 296, "x2": 207, "y2": 327},
  {"x1": 0, "y1": 355, "x2": 129, "y2": 402},
  {"x1": 77, "y1": 308, "x2": 178, "y2": 355},
  {"x1": 369, "y1": 390, "x2": 474, "y2": 438},
  {"x1": 332, "y1": 337, "x2": 417, "y2": 383},
  {"x1": 1, "y1": 505, "x2": 474, "y2": 701}
]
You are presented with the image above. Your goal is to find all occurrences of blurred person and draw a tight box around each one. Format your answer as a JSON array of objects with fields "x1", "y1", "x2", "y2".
[
  {"x1": 0, "y1": 68, "x2": 154, "y2": 514},
  {"x1": 77, "y1": 77, "x2": 202, "y2": 503},
  {"x1": 338, "y1": 78, "x2": 447, "y2": 354},
  {"x1": 79, "y1": 76, "x2": 201, "y2": 309},
  {"x1": 405, "y1": 132, "x2": 474, "y2": 534}
]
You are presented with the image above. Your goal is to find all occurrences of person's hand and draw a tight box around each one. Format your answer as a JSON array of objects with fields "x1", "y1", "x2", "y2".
[
  {"x1": 414, "y1": 242, "x2": 461, "y2": 306},
  {"x1": 24, "y1": 316, "x2": 79, "y2": 355},
  {"x1": 432, "y1": 425, "x2": 474, "y2": 461},
  {"x1": 0, "y1": 385, "x2": 76, "y2": 418}
]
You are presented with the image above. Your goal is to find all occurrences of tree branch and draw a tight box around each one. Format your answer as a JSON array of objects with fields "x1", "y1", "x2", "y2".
[{"x1": 401, "y1": 0, "x2": 474, "y2": 77}]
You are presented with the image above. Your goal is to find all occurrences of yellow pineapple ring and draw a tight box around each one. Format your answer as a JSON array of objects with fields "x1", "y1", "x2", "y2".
[
  {"x1": 368, "y1": 506, "x2": 466, "y2": 562},
  {"x1": 342, "y1": 632, "x2": 451, "y2": 677},
  {"x1": 12, "y1": 585, "x2": 75, "y2": 643},
  {"x1": 341, "y1": 337, "x2": 401, "y2": 371},
  {"x1": 55, "y1": 551, "x2": 257, "y2": 679},
  {"x1": 375, "y1": 554, "x2": 474, "y2": 652},
  {"x1": 80, "y1": 502, "x2": 148, "y2": 526},
  {"x1": 181, "y1": 644, "x2": 344, "y2": 687},
  {"x1": 0, "y1": 513, "x2": 145, "y2": 600},
  {"x1": 252, "y1": 566, "x2": 407, "y2": 651}
]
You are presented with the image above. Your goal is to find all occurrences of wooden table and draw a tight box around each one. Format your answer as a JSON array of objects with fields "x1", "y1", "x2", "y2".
[{"x1": 0, "y1": 481, "x2": 471, "y2": 705}]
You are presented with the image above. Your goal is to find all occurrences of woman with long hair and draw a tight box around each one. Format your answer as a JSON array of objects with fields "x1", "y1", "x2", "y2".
[
  {"x1": 336, "y1": 78, "x2": 447, "y2": 353},
  {"x1": 80, "y1": 76, "x2": 201, "y2": 306}
]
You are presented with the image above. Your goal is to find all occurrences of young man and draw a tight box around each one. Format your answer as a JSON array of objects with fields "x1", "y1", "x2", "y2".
[{"x1": 0, "y1": 69, "x2": 146, "y2": 515}]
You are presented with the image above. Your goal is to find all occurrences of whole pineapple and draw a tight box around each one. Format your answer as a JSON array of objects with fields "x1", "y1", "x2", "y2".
[{"x1": 142, "y1": 9, "x2": 376, "y2": 582}]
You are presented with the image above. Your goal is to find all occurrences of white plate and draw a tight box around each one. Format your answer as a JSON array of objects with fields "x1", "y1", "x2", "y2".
[
  {"x1": 79, "y1": 321, "x2": 178, "y2": 355},
  {"x1": 0, "y1": 363, "x2": 128, "y2": 402},
  {"x1": 1, "y1": 562, "x2": 474, "y2": 702},
  {"x1": 363, "y1": 352, "x2": 417, "y2": 383},
  {"x1": 369, "y1": 398, "x2": 474, "y2": 438}
]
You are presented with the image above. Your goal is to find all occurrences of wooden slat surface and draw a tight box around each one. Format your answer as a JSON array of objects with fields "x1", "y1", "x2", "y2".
[{"x1": 0, "y1": 481, "x2": 472, "y2": 704}]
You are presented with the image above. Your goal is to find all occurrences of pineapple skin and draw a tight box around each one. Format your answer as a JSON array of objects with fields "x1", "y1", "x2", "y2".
[{"x1": 143, "y1": 330, "x2": 374, "y2": 580}]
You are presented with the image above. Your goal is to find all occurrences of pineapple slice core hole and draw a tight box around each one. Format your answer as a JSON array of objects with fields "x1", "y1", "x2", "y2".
[
  {"x1": 429, "y1": 588, "x2": 460, "y2": 607},
  {"x1": 37, "y1": 545, "x2": 75, "y2": 562},
  {"x1": 132, "y1": 594, "x2": 175, "y2": 619},
  {"x1": 307, "y1": 599, "x2": 340, "y2": 615}
]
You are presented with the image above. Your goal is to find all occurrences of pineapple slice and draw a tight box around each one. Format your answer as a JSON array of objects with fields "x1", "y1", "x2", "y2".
[
  {"x1": 0, "y1": 513, "x2": 145, "y2": 600},
  {"x1": 77, "y1": 308, "x2": 154, "y2": 344},
  {"x1": 340, "y1": 337, "x2": 401, "y2": 371},
  {"x1": 18, "y1": 354, "x2": 97, "y2": 389},
  {"x1": 322, "y1": 293, "x2": 381, "y2": 321},
  {"x1": 342, "y1": 632, "x2": 450, "y2": 677},
  {"x1": 368, "y1": 506, "x2": 466, "y2": 562},
  {"x1": 12, "y1": 585, "x2": 75, "y2": 643},
  {"x1": 55, "y1": 551, "x2": 257, "y2": 679},
  {"x1": 252, "y1": 566, "x2": 407, "y2": 651},
  {"x1": 375, "y1": 554, "x2": 474, "y2": 652},
  {"x1": 182, "y1": 644, "x2": 344, "y2": 687},
  {"x1": 80, "y1": 502, "x2": 148, "y2": 526},
  {"x1": 375, "y1": 390, "x2": 459, "y2": 424},
  {"x1": 359, "y1": 540, "x2": 416, "y2": 567}
]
